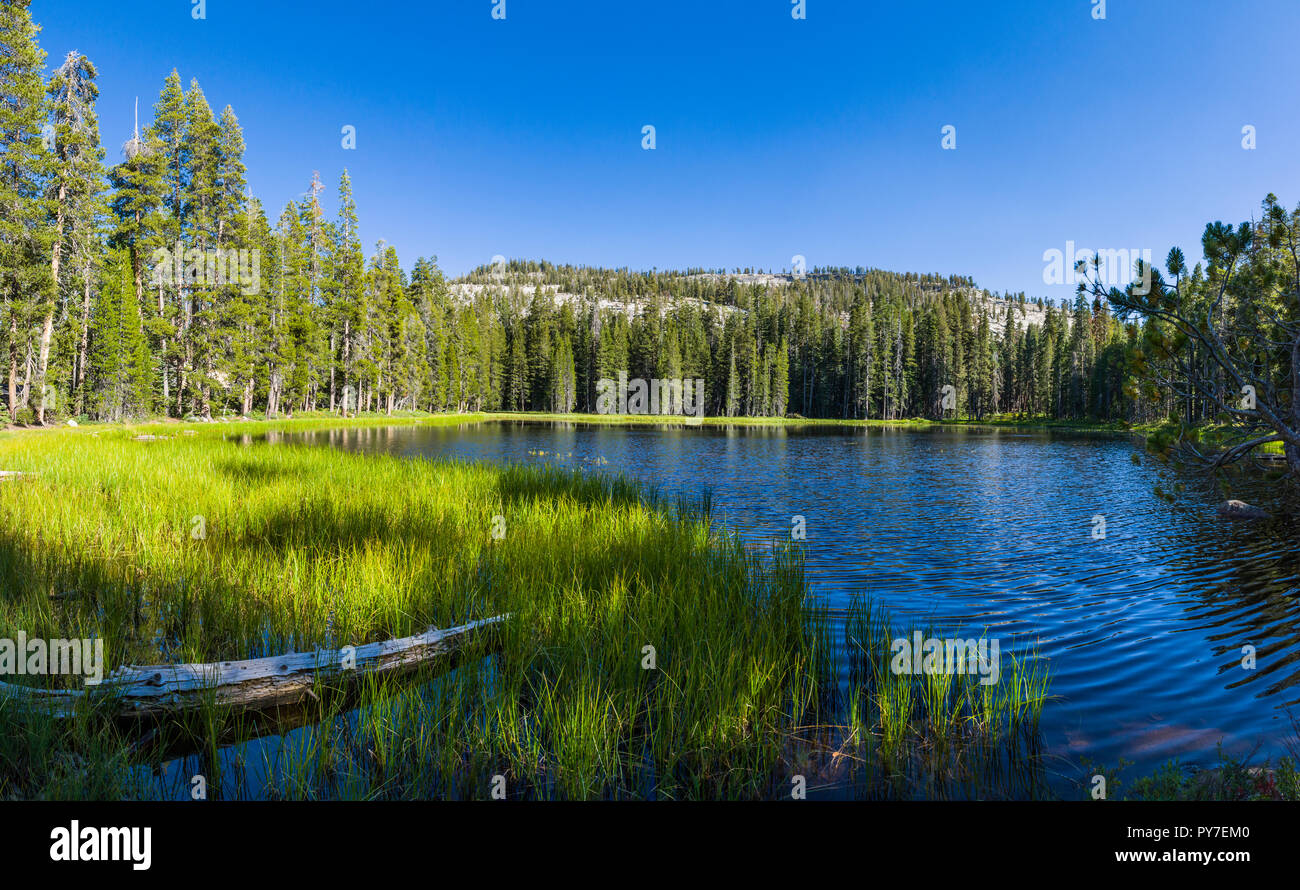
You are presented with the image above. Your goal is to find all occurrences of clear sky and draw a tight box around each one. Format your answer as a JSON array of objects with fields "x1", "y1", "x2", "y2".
[{"x1": 31, "y1": 0, "x2": 1300, "y2": 302}]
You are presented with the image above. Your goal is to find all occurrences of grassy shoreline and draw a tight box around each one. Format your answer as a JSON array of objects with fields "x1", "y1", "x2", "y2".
[
  {"x1": 2, "y1": 415, "x2": 1290, "y2": 799},
  {"x1": 1, "y1": 409, "x2": 1148, "y2": 438},
  {"x1": 0, "y1": 419, "x2": 1051, "y2": 800},
  {"x1": 485, "y1": 411, "x2": 1142, "y2": 433}
]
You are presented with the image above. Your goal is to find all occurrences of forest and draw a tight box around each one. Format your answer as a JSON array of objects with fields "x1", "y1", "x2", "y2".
[{"x1": 0, "y1": 1, "x2": 1290, "y2": 432}]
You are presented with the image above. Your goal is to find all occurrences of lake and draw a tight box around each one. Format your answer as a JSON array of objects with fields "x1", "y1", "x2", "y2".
[{"x1": 286, "y1": 420, "x2": 1300, "y2": 788}]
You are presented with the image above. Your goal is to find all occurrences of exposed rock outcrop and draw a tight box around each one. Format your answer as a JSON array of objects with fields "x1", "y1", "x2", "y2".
[{"x1": 1217, "y1": 500, "x2": 1270, "y2": 521}]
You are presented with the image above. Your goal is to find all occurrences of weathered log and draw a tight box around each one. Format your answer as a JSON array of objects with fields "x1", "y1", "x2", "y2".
[{"x1": 0, "y1": 615, "x2": 507, "y2": 720}]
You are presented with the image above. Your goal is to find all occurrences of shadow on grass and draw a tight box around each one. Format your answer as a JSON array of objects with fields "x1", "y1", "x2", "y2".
[
  {"x1": 213, "y1": 455, "x2": 306, "y2": 485},
  {"x1": 493, "y1": 463, "x2": 646, "y2": 510}
]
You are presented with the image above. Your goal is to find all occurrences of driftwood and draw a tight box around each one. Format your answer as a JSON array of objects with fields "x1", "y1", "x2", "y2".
[{"x1": 0, "y1": 616, "x2": 506, "y2": 722}]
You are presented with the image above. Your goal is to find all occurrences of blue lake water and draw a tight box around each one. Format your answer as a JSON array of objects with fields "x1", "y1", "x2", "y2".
[{"x1": 279, "y1": 420, "x2": 1300, "y2": 789}]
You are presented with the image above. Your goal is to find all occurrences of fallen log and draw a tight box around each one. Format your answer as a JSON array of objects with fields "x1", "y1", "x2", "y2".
[{"x1": 0, "y1": 615, "x2": 507, "y2": 721}]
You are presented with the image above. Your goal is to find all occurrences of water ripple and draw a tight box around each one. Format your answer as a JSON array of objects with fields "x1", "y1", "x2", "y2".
[{"x1": 299, "y1": 421, "x2": 1300, "y2": 782}]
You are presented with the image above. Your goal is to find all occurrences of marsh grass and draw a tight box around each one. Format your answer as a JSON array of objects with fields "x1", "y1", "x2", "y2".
[
  {"x1": 845, "y1": 603, "x2": 1050, "y2": 798},
  {"x1": 0, "y1": 418, "x2": 1052, "y2": 800}
]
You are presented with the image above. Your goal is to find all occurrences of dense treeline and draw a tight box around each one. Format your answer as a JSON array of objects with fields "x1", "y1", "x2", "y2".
[
  {"x1": 1081, "y1": 195, "x2": 1300, "y2": 474},
  {"x1": 0, "y1": 1, "x2": 1171, "y2": 425},
  {"x1": 453, "y1": 260, "x2": 1147, "y2": 422}
]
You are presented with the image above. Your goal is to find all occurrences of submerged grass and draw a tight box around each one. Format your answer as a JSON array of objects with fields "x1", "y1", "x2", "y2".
[
  {"x1": 1088, "y1": 742, "x2": 1300, "y2": 801},
  {"x1": 0, "y1": 419, "x2": 1052, "y2": 800}
]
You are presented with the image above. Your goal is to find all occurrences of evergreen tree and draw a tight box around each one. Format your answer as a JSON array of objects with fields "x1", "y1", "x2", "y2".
[
  {"x1": 90, "y1": 250, "x2": 151, "y2": 420},
  {"x1": 0, "y1": 0, "x2": 52, "y2": 420},
  {"x1": 37, "y1": 51, "x2": 103, "y2": 422}
]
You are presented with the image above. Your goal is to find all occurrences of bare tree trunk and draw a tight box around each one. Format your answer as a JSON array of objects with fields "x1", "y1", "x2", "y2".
[
  {"x1": 328, "y1": 333, "x2": 336, "y2": 412},
  {"x1": 20, "y1": 346, "x2": 33, "y2": 409},
  {"x1": 342, "y1": 319, "x2": 351, "y2": 415},
  {"x1": 75, "y1": 264, "x2": 92, "y2": 415},
  {"x1": 266, "y1": 368, "x2": 279, "y2": 417},
  {"x1": 175, "y1": 257, "x2": 193, "y2": 416},
  {"x1": 132, "y1": 239, "x2": 144, "y2": 305},
  {"x1": 37, "y1": 194, "x2": 67, "y2": 424},
  {"x1": 7, "y1": 314, "x2": 17, "y2": 422},
  {"x1": 202, "y1": 351, "x2": 213, "y2": 419},
  {"x1": 1290, "y1": 337, "x2": 1300, "y2": 477},
  {"x1": 176, "y1": 361, "x2": 186, "y2": 417},
  {"x1": 158, "y1": 279, "x2": 169, "y2": 410},
  {"x1": 36, "y1": 309, "x2": 54, "y2": 421}
]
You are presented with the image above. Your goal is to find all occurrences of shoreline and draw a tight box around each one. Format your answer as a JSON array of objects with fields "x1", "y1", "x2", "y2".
[
  {"x1": 0, "y1": 410, "x2": 1145, "y2": 437},
  {"x1": 4, "y1": 411, "x2": 1285, "y2": 468}
]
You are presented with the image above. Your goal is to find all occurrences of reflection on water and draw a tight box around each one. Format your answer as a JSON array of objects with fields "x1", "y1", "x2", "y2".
[{"x1": 213, "y1": 421, "x2": 1300, "y2": 790}]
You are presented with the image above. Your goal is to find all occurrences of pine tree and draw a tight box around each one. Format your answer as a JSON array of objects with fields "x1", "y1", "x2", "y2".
[
  {"x1": 145, "y1": 71, "x2": 188, "y2": 410},
  {"x1": 0, "y1": 0, "x2": 53, "y2": 421},
  {"x1": 90, "y1": 250, "x2": 151, "y2": 420},
  {"x1": 773, "y1": 337, "x2": 789, "y2": 416},
  {"x1": 109, "y1": 97, "x2": 167, "y2": 412},
  {"x1": 226, "y1": 197, "x2": 272, "y2": 415},
  {"x1": 180, "y1": 81, "x2": 222, "y2": 416},
  {"x1": 205, "y1": 104, "x2": 247, "y2": 416},
  {"x1": 38, "y1": 51, "x2": 104, "y2": 422},
  {"x1": 0, "y1": 8, "x2": 1152, "y2": 430},
  {"x1": 725, "y1": 347, "x2": 739, "y2": 417}
]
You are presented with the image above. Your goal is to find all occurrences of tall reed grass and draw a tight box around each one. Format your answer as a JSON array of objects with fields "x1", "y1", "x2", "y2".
[{"x1": 0, "y1": 419, "x2": 1052, "y2": 799}]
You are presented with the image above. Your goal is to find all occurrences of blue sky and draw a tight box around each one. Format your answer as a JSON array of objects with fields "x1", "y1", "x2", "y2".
[{"x1": 33, "y1": 0, "x2": 1300, "y2": 301}]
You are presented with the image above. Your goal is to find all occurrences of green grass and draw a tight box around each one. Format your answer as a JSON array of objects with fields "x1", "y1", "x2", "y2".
[
  {"x1": 6, "y1": 408, "x2": 1281, "y2": 451},
  {"x1": 5, "y1": 408, "x2": 1138, "y2": 434},
  {"x1": 1138, "y1": 419, "x2": 1288, "y2": 456},
  {"x1": 1088, "y1": 744, "x2": 1300, "y2": 801},
  {"x1": 0, "y1": 417, "x2": 1052, "y2": 800}
]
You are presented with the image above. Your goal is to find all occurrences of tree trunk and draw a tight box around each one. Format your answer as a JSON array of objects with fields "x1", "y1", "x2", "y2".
[
  {"x1": 75, "y1": 265, "x2": 92, "y2": 415},
  {"x1": 0, "y1": 616, "x2": 505, "y2": 722},
  {"x1": 7, "y1": 314, "x2": 17, "y2": 422},
  {"x1": 20, "y1": 346, "x2": 33, "y2": 409},
  {"x1": 158, "y1": 279, "x2": 169, "y2": 410},
  {"x1": 267, "y1": 368, "x2": 280, "y2": 417},
  {"x1": 176, "y1": 360, "x2": 186, "y2": 417},
  {"x1": 37, "y1": 194, "x2": 66, "y2": 424},
  {"x1": 342, "y1": 319, "x2": 351, "y2": 414},
  {"x1": 1289, "y1": 337, "x2": 1300, "y2": 477}
]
